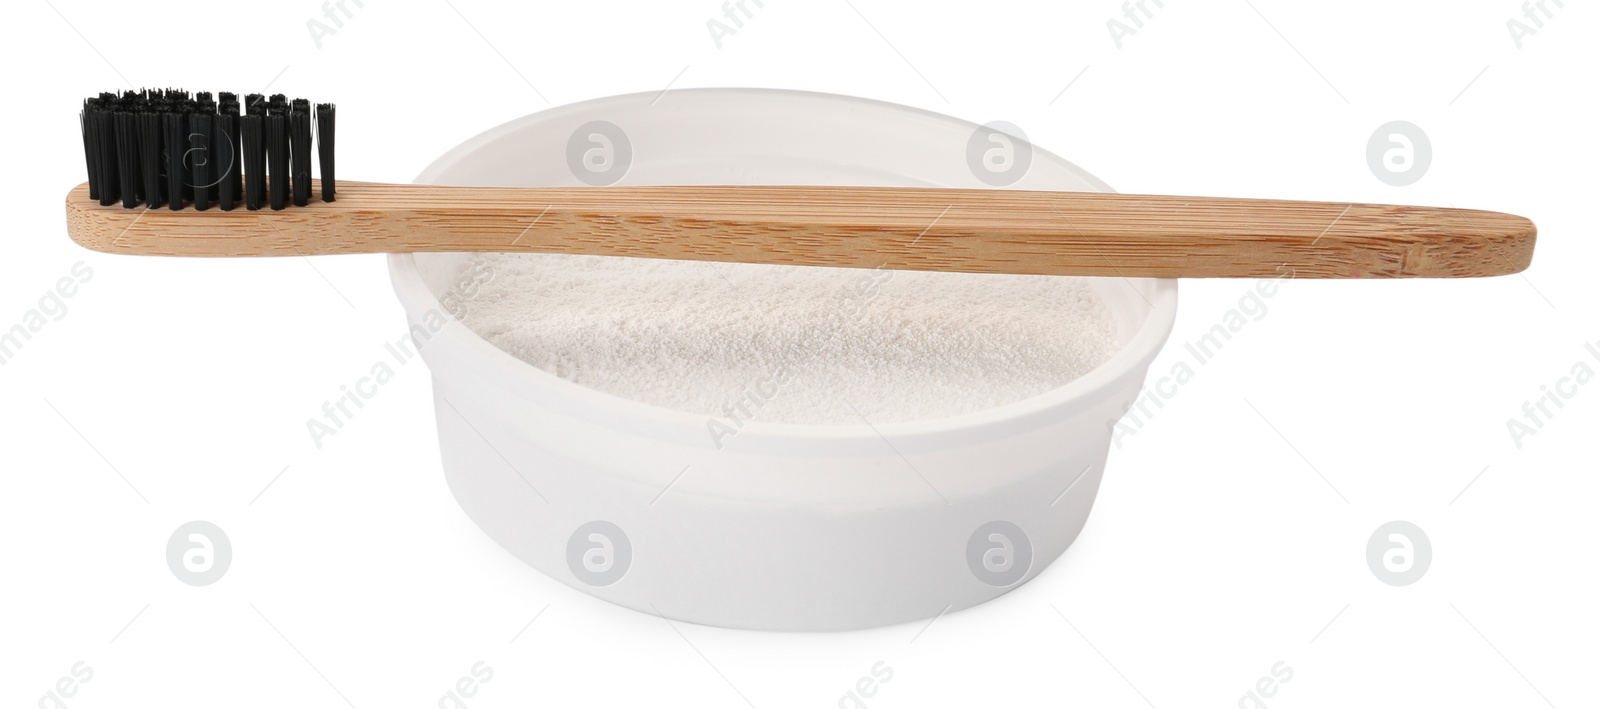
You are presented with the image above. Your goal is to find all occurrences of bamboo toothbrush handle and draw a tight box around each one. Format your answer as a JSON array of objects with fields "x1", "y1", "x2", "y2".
[{"x1": 63, "y1": 181, "x2": 1534, "y2": 278}]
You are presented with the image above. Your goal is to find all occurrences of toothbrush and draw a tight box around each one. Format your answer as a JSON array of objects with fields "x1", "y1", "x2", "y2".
[{"x1": 67, "y1": 90, "x2": 1535, "y2": 279}]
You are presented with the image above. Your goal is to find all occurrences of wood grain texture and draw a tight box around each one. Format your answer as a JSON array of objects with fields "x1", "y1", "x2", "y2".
[{"x1": 63, "y1": 181, "x2": 1535, "y2": 278}]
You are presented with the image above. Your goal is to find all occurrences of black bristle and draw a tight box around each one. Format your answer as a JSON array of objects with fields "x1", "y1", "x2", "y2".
[
  {"x1": 163, "y1": 112, "x2": 186, "y2": 210},
  {"x1": 95, "y1": 110, "x2": 118, "y2": 207},
  {"x1": 241, "y1": 114, "x2": 264, "y2": 211},
  {"x1": 78, "y1": 89, "x2": 333, "y2": 210},
  {"x1": 266, "y1": 112, "x2": 289, "y2": 210},
  {"x1": 245, "y1": 95, "x2": 268, "y2": 209},
  {"x1": 290, "y1": 102, "x2": 312, "y2": 207},
  {"x1": 218, "y1": 102, "x2": 240, "y2": 210},
  {"x1": 130, "y1": 93, "x2": 151, "y2": 205},
  {"x1": 190, "y1": 113, "x2": 213, "y2": 211},
  {"x1": 138, "y1": 111, "x2": 163, "y2": 208},
  {"x1": 197, "y1": 99, "x2": 219, "y2": 204},
  {"x1": 316, "y1": 103, "x2": 335, "y2": 202},
  {"x1": 81, "y1": 103, "x2": 100, "y2": 201},
  {"x1": 113, "y1": 112, "x2": 140, "y2": 208}
]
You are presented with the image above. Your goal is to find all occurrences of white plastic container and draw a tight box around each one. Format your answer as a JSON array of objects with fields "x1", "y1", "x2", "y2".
[{"x1": 389, "y1": 89, "x2": 1178, "y2": 631}]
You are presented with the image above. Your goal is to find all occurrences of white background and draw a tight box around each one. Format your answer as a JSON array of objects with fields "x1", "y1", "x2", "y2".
[{"x1": 3, "y1": 0, "x2": 1595, "y2": 707}]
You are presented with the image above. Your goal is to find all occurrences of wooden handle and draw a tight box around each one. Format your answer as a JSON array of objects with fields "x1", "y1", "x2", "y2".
[{"x1": 63, "y1": 181, "x2": 1534, "y2": 278}]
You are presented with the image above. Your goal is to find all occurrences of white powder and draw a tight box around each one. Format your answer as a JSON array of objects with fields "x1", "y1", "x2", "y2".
[{"x1": 455, "y1": 254, "x2": 1122, "y2": 425}]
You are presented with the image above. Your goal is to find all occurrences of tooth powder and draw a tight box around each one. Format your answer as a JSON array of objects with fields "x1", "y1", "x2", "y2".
[{"x1": 458, "y1": 254, "x2": 1122, "y2": 433}]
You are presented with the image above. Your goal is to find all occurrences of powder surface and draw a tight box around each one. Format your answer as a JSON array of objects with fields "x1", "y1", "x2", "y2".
[{"x1": 454, "y1": 254, "x2": 1122, "y2": 425}]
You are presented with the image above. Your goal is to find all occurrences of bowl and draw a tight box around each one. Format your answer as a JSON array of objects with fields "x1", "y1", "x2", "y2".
[{"x1": 388, "y1": 88, "x2": 1178, "y2": 631}]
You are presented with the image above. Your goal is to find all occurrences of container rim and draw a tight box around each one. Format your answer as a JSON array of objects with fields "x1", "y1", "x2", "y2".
[{"x1": 389, "y1": 87, "x2": 1179, "y2": 444}]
